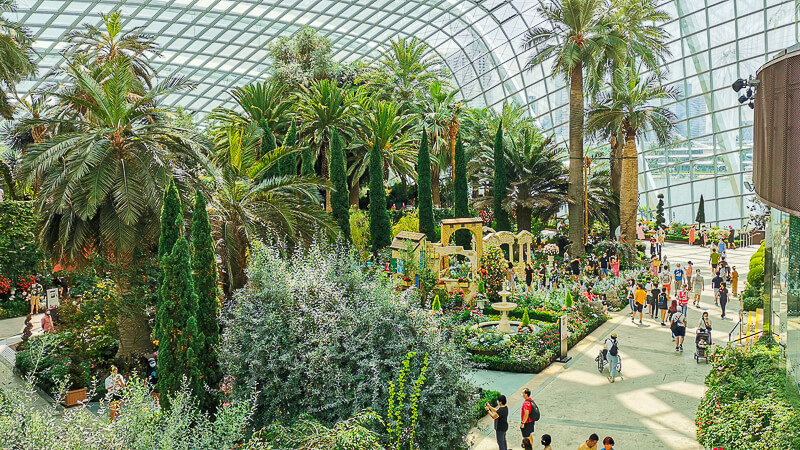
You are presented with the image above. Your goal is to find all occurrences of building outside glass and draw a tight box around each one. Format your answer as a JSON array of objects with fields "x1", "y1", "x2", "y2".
[{"x1": 9, "y1": 0, "x2": 797, "y2": 227}]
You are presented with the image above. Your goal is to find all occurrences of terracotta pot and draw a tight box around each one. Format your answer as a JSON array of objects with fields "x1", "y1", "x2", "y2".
[{"x1": 61, "y1": 387, "x2": 87, "y2": 407}]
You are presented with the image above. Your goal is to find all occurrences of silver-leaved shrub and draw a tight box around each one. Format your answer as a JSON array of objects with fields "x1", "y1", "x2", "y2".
[{"x1": 220, "y1": 242, "x2": 474, "y2": 449}]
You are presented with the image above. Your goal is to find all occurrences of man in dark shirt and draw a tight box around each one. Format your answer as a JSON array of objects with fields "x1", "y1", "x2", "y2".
[
  {"x1": 711, "y1": 273, "x2": 724, "y2": 306},
  {"x1": 715, "y1": 282, "x2": 730, "y2": 319},
  {"x1": 570, "y1": 258, "x2": 581, "y2": 277},
  {"x1": 599, "y1": 252, "x2": 609, "y2": 279},
  {"x1": 485, "y1": 394, "x2": 509, "y2": 450}
]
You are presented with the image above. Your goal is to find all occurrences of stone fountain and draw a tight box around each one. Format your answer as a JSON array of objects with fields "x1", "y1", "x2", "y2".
[{"x1": 492, "y1": 288, "x2": 517, "y2": 333}]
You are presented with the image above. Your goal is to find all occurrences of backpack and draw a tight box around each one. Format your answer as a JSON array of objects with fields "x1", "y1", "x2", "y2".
[
  {"x1": 609, "y1": 339, "x2": 619, "y2": 357},
  {"x1": 525, "y1": 398, "x2": 540, "y2": 422}
]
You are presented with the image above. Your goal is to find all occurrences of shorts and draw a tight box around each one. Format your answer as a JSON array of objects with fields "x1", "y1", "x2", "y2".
[
  {"x1": 673, "y1": 327, "x2": 686, "y2": 337},
  {"x1": 521, "y1": 421, "x2": 535, "y2": 438},
  {"x1": 712, "y1": 263, "x2": 718, "y2": 270},
  {"x1": 634, "y1": 303, "x2": 644, "y2": 312}
]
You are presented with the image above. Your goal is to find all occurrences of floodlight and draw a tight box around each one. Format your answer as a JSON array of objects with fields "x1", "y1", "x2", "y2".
[
  {"x1": 732, "y1": 78, "x2": 746, "y2": 91},
  {"x1": 739, "y1": 95, "x2": 748, "y2": 104}
]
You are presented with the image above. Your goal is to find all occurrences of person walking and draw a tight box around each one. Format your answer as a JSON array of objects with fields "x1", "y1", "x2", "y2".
[
  {"x1": 660, "y1": 269, "x2": 672, "y2": 299},
  {"x1": 685, "y1": 261, "x2": 694, "y2": 288},
  {"x1": 603, "y1": 333, "x2": 620, "y2": 383},
  {"x1": 602, "y1": 436, "x2": 616, "y2": 450},
  {"x1": 627, "y1": 279, "x2": 636, "y2": 319},
  {"x1": 599, "y1": 251, "x2": 609, "y2": 279},
  {"x1": 692, "y1": 270, "x2": 705, "y2": 307},
  {"x1": 650, "y1": 255, "x2": 659, "y2": 277},
  {"x1": 709, "y1": 248, "x2": 720, "y2": 273},
  {"x1": 689, "y1": 226, "x2": 696, "y2": 246},
  {"x1": 657, "y1": 229, "x2": 665, "y2": 259},
  {"x1": 647, "y1": 278, "x2": 658, "y2": 318},
  {"x1": 716, "y1": 282, "x2": 730, "y2": 319},
  {"x1": 485, "y1": 394, "x2": 509, "y2": 450},
  {"x1": 698, "y1": 311, "x2": 712, "y2": 332},
  {"x1": 718, "y1": 238, "x2": 726, "y2": 254},
  {"x1": 649, "y1": 236, "x2": 657, "y2": 258},
  {"x1": 711, "y1": 272, "x2": 724, "y2": 306},
  {"x1": 525, "y1": 262, "x2": 534, "y2": 292},
  {"x1": 673, "y1": 264, "x2": 684, "y2": 296},
  {"x1": 728, "y1": 227, "x2": 737, "y2": 250},
  {"x1": 662, "y1": 255, "x2": 670, "y2": 273},
  {"x1": 731, "y1": 266, "x2": 739, "y2": 297},
  {"x1": 612, "y1": 256, "x2": 620, "y2": 278},
  {"x1": 671, "y1": 313, "x2": 687, "y2": 351},
  {"x1": 657, "y1": 288, "x2": 669, "y2": 325},
  {"x1": 520, "y1": 388, "x2": 538, "y2": 445},
  {"x1": 677, "y1": 285, "x2": 690, "y2": 317},
  {"x1": 29, "y1": 277, "x2": 43, "y2": 315},
  {"x1": 40, "y1": 310, "x2": 54, "y2": 333},
  {"x1": 633, "y1": 283, "x2": 647, "y2": 324},
  {"x1": 578, "y1": 433, "x2": 600, "y2": 450}
]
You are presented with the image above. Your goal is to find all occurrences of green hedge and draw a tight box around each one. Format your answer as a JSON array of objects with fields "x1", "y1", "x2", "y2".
[
  {"x1": 0, "y1": 201, "x2": 48, "y2": 286},
  {"x1": 696, "y1": 340, "x2": 800, "y2": 449},
  {"x1": 0, "y1": 299, "x2": 28, "y2": 319},
  {"x1": 470, "y1": 389, "x2": 501, "y2": 423},
  {"x1": 480, "y1": 306, "x2": 560, "y2": 323}
]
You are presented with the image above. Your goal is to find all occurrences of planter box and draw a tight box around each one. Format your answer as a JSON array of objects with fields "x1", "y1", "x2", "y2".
[{"x1": 61, "y1": 387, "x2": 87, "y2": 407}]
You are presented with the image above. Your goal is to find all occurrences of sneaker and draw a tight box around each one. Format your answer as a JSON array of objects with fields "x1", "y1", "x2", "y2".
[
  {"x1": 661, "y1": 322, "x2": 665, "y2": 326},
  {"x1": 680, "y1": 345, "x2": 684, "y2": 351},
  {"x1": 639, "y1": 320, "x2": 643, "y2": 324},
  {"x1": 676, "y1": 347, "x2": 680, "y2": 351}
]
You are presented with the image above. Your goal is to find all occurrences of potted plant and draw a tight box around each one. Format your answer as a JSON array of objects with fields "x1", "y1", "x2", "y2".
[
  {"x1": 458, "y1": 277, "x2": 470, "y2": 288},
  {"x1": 475, "y1": 280, "x2": 487, "y2": 310}
]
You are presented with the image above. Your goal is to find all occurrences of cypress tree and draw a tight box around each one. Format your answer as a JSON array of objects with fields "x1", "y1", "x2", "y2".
[
  {"x1": 695, "y1": 195, "x2": 705, "y2": 224},
  {"x1": 656, "y1": 193, "x2": 666, "y2": 229},
  {"x1": 453, "y1": 135, "x2": 470, "y2": 247},
  {"x1": 301, "y1": 145, "x2": 315, "y2": 176},
  {"x1": 329, "y1": 128, "x2": 351, "y2": 241},
  {"x1": 158, "y1": 180, "x2": 181, "y2": 263},
  {"x1": 260, "y1": 121, "x2": 279, "y2": 179},
  {"x1": 493, "y1": 123, "x2": 510, "y2": 231},
  {"x1": 279, "y1": 120, "x2": 298, "y2": 176},
  {"x1": 155, "y1": 233, "x2": 204, "y2": 409},
  {"x1": 417, "y1": 130, "x2": 435, "y2": 241},
  {"x1": 191, "y1": 191, "x2": 221, "y2": 412},
  {"x1": 369, "y1": 139, "x2": 391, "y2": 252}
]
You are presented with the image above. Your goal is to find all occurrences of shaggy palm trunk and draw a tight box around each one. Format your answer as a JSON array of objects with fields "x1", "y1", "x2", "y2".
[
  {"x1": 568, "y1": 63, "x2": 586, "y2": 256},
  {"x1": 620, "y1": 126, "x2": 639, "y2": 242},
  {"x1": 349, "y1": 178, "x2": 360, "y2": 208},
  {"x1": 321, "y1": 141, "x2": 331, "y2": 212},
  {"x1": 516, "y1": 205, "x2": 533, "y2": 232},
  {"x1": 608, "y1": 133, "x2": 623, "y2": 235},
  {"x1": 432, "y1": 168, "x2": 441, "y2": 207},
  {"x1": 115, "y1": 273, "x2": 152, "y2": 362}
]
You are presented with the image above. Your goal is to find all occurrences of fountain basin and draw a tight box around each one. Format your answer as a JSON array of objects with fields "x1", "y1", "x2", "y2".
[{"x1": 471, "y1": 321, "x2": 540, "y2": 335}]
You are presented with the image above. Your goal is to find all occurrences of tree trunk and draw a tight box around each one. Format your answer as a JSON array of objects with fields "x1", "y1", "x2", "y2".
[
  {"x1": 115, "y1": 272, "x2": 153, "y2": 363},
  {"x1": 432, "y1": 168, "x2": 441, "y2": 207},
  {"x1": 568, "y1": 63, "x2": 586, "y2": 256},
  {"x1": 608, "y1": 133, "x2": 623, "y2": 236},
  {"x1": 516, "y1": 205, "x2": 532, "y2": 232},
  {"x1": 349, "y1": 178, "x2": 360, "y2": 208},
  {"x1": 620, "y1": 126, "x2": 639, "y2": 242}
]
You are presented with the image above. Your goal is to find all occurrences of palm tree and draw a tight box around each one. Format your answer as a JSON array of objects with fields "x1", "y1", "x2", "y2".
[
  {"x1": 295, "y1": 79, "x2": 359, "y2": 211},
  {"x1": 62, "y1": 11, "x2": 159, "y2": 88},
  {"x1": 522, "y1": 0, "x2": 623, "y2": 255},
  {"x1": 22, "y1": 59, "x2": 208, "y2": 357},
  {"x1": 350, "y1": 99, "x2": 415, "y2": 199},
  {"x1": 206, "y1": 124, "x2": 334, "y2": 296},
  {"x1": 207, "y1": 80, "x2": 292, "y2": 140},
  {"x1": 586, "y1": 68, "x2": 677, "y2": 241},
  {"x1": 419, "y1": 81, "x2": 460, "y2": 206},
  {"x1": 586, "y1": 0, "x2": 672, "y2": 234},
  {"x1": 0, "y1": 0, "x2": 36, "y2": 119}
]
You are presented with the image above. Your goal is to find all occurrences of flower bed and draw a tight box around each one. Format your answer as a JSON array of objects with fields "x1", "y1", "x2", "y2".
[
  {"x1": 696, "y1": 339, "x2": 800, "y2": 449},
  {"x1": 455, "y1": 303, "x2": 607, "y2": 373}
]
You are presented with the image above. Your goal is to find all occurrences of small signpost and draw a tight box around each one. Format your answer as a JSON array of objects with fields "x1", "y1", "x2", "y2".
[
  {"x1": 46, "y1": 288, "x2": 59, "y2": 309},
  {"x1": 555, "y1": 316, "x2": 572, "y2": 363}
]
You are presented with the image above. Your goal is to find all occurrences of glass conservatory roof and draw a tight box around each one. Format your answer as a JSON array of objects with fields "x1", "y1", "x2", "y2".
[{"x1": 11, "y1": 0, "x2": 546, "y2": 117}]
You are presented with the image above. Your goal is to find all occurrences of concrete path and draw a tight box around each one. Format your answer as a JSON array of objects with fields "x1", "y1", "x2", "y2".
[{"x1": 468, "y1": 242, "x2": 757, "y2": 450}]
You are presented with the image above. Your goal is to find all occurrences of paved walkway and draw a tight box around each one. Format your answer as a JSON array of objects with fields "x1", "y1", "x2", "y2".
[{"x1": 468, "y1": 242, "x2": 757, "y2": 449}]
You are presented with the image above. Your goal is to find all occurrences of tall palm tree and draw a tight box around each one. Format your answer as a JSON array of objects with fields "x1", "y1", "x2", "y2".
[
  {"x1": 350, "y1": 99, "x2": 415, "y2": 195},
  {"x1": 586, "y1": 68, "x2": 677, "y2": 241},
  {"x1": 62, "y1": 11, "x2": 159, "y2": 88},
  {"x1": 0, "y1": 0, "x2": 36, "y2": 119},
  {"x1": 206, "y1": 123, "x2": 334, "y2": 296},
  {"x1": 295, "y1": 79, "x2": 359, "y2": 211},
  {"x1": 207, "y1": 80, "x2": 292, "y2": 140},
  {"x1": 522, "y1": 0, "x2": 623, "y2": 255},
  {"x1": 419, "y1": 81, "x2": 460, "y2": 206},
  {"x1": 586, "y1": 0, "x2": 672, "y2": 234},
  {"x1": 22, "y1": 60, "x2": 208, "y2": 357}
]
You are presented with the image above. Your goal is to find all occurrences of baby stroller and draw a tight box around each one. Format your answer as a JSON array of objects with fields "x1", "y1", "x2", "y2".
[{"x1": 694, "y1": 329, "x2": 711, "y2": 363}]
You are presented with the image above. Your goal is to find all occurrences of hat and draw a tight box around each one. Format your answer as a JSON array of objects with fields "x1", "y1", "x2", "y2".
[
  {"x1": 610, "y1": 333, "x2": 617, "y2": 338},
  {"x1": 688, "y1": 261, "x2": 693, "y2": 264}
]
